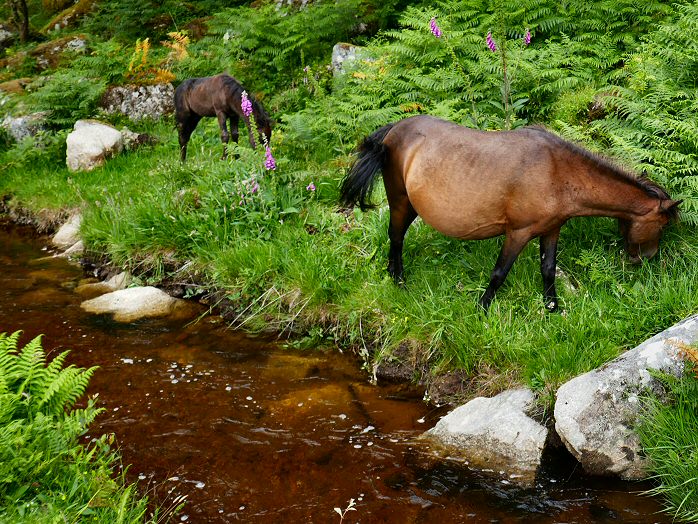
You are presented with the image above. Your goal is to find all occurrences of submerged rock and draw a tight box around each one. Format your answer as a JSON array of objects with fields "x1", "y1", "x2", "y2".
[
  {"x1": 66, "y1": 120, "x2": 123, "y2": 172},
  {"x1": 80, "y1": 286, "x2": 197, "y2": 322},
  {"x1": 554, "y1": 314, "x2": 697, "y2": 479},
  {"x1": 75, "y1": 271, "x2": 132, "y2": 299},
  {"x1": 421, "y1": 388, "x2": 548, "y2": 486}
]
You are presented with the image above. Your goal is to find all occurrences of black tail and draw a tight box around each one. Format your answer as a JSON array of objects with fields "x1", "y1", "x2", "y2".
[{"x1": 340, "y1": 123, "x2": 395, "y2": 211}]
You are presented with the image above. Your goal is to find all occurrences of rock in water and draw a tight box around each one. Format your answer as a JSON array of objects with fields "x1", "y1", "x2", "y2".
[
  {"x1": 422, "y1": 388, "x2": 548, "y2": 485},
  {"x1": 80, "y1": 286, "x2": 197, "y2": 323},
  {"x1": 555, "y1": 314, "x2": 698, "y2": 479}
]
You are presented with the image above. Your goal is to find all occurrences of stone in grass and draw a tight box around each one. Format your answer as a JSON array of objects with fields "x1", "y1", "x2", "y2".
[
  {"x1": 554, "y1": 314, "x2": 698, "y2": 479},
  {"x1": 66, "y1": 120, "x2": 123, "y2": 172},
  {"x1": 421, "y1": 388, "x2": 548, "y2": 486},
  {"x1": 80, "y1": 286, "x2": 198, "y2": 323}
]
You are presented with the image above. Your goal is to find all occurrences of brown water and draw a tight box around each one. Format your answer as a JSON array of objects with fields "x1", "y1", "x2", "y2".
[{"x1": 0, "y1": 220, "x2": 670, "y2": 524}]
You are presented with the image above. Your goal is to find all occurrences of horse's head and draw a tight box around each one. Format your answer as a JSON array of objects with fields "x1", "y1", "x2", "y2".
[{"x1": 620, "y1": 198, "x2": 681, "y2": 263}]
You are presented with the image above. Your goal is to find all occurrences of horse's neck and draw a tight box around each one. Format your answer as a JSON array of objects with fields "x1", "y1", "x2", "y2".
[{"x1": 570, "y1": 166, "x2": 656, "y2": 219}]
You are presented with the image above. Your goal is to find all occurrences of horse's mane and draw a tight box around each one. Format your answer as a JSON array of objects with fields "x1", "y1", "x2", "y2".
[
  {"x1": 220, "y1": 75, "x2": 273, "y2": 129},
  {"x1": 524, "y1": 126, "x2": 677, "y2": 220}
]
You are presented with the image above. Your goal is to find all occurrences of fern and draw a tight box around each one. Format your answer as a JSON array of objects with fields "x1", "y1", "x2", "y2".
[{"x1": 0, "y1": 331, "x2": 104, "y2": 509}]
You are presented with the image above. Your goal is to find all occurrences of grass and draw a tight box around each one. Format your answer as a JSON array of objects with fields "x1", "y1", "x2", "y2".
[
  {"x1": 3, "y1": 116, "x2": 697, "y2": 404},
  {"x1": 638, "y1": 364, "x2": 698, "y2": 522}
]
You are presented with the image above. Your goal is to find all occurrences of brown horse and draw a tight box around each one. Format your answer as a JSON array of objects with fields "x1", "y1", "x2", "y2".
[
  {"x1": 340, "y1": 115, "x2": 680, "y2": 311},
  {"x1": 174, "y1": 73, "x2": 273, "y2": 161}
]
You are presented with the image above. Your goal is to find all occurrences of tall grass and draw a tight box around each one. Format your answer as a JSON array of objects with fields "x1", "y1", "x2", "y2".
[{"x1": 638, "y1": 366, "x2": 698, "y2": 522}]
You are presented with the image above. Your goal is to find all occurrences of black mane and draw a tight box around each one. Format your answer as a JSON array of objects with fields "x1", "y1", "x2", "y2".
[{"x1": 525, "y1": 126, "x2": 677, "y2": 219}]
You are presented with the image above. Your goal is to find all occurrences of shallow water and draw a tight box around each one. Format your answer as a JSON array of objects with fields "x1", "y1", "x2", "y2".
[{"x1": 0, "y1": 220, "x2": 670, "y2": 523}]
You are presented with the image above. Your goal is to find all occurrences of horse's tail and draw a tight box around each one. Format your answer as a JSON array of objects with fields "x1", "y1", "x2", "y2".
[{"x1": 340, "y1": 123, "x2": 395, "y2": 211}]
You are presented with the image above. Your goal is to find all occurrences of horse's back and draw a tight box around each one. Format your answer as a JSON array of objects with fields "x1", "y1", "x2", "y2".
[{"x1": 384, "y1": 115, "x2": 564, "y2": 239}]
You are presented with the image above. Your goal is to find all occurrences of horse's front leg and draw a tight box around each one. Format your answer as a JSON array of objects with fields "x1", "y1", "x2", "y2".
[
  {"x1": 217, "y1": 112, "x2": 230, "y2": 160},
  {"x1": 479, "y1": 231, "x2": 530, "y2": 310},
  {"x1": 387, "y1": 199, "x2": 417, "y2": 284},
  {"x1": 540, "y1": 228, "x2": 561, "y2": 312}
]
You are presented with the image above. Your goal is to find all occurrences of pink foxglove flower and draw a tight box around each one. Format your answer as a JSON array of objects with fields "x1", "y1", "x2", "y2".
[
  {"x1": 241, "y1": 90, "x2": 253, "y2": 117},
  {"x1": 264, "y1": 145, "x2": 276, "y2": 170},
  {"x1": 429, "y1": 17, "x2": 442, "y2": 38},
  {"x1": 524, "y1": 28, "x2": 531, "y2": 46},
  {"x1": 306, "y1": 182, "x2": 316, "y2": 191},
  {"x1": 486, "y1": 31, "x2": 497, "y2": 52}
]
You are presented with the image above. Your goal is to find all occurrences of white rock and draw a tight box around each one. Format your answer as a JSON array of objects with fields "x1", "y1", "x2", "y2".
[
  {"x1": 1, "y1": 112, "x2": 47, "y2": 142},
  {"x1": 52, "y1": 214, "x2": 81, "y2": 249},
  {"x1": 80, "y1": 286, "x2": 194, "y2": 323},
  {"x1": 101, "y1": 83, "x2": 175, "y2": 121},
  {"x1": 554, "y1": 314, "x2": 697, "y2": 479},
  {"x1": 422, "y1": 388, "x2": 548, "y2": 485},
  {"x1": 66, "y1": 120, "x2": 123, "y2": 172},
  {"x1": 331, "y1": 43, "x2": 370, "y2": 76}
]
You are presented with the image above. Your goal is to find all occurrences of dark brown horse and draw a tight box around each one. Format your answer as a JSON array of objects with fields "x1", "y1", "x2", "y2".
[
  {"x1": 340, "y1": 115, "x2": 680, "y2": 311},
  {"x1": 174, "y1": 73, "x2": 273, "y2": 161}
]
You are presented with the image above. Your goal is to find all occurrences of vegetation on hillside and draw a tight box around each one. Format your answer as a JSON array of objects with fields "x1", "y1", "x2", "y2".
[{"x1": 1, "y1": 0, "x2": 698, "y2": 519}]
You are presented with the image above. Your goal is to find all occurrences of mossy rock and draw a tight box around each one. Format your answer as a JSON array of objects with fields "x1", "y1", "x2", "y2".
[{"x1": 41, "y1": 0, "x2": 96, "y2": 34}]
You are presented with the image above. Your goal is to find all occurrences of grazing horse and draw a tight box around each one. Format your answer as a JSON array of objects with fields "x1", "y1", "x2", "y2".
[
  {"x1": 174, "y1": 73, "x2": 273, "y2": 161},
  {"x1": 340, "y1": 115, "x2": 680, "y2": 311}
]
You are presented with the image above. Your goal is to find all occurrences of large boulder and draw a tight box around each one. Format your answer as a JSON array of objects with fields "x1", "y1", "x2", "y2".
[
  {"x1": 66, "y1": 119, "x2": 123, "y2": 172},
  {"x1": 101, "y1": 83, "x2": 174, "y2": 121},
  {"x1": 80, "y1": 286, "x2": 197, "y2": 323},
  {"x1": 554, "y1": 314, "x2": 698, "y2": 479},
  {"x1": 421, "y1": 388, "x2": 548, "y2": 485}
]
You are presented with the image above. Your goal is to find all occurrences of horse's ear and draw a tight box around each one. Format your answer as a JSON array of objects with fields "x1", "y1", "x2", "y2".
[{"x1": 660, "y1": 199, "x2": 682, "y2": 211}]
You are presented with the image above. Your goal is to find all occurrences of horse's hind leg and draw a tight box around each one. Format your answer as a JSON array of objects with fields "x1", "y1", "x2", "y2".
[
  {"x1": 387, "y1": 198, "x2": 418, "y2": 284},
  {"x1": 217, "y1": 112, "x2": 230, "y2": 160},
  {"x1": 479, "y1": 231, "x2": 531, "y2": 310},
  {"x1": 539, "y1": 228, "x2": 561, "y2": 312}
]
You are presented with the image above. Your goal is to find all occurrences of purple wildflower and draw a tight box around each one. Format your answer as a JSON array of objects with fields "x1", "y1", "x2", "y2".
[
  {"x1": 248, "y1": 178, "x2": 260, "y2": 194},
  {"x1": 306, "y1": 182, "x2": 316, "y2": 192},
  {"x1": 264, "y1": 145, "x2": 276, "y2": 171},
  {"x1": 241, "y1": 90, "x2": 253, "y2": 117},
  {"x1": 429, "y1": 17, "x2": 442, "y2": 38},
  {"x1": 524, "y1": 28, "x2": 531, "y2": 46},
  {"x1": 486, "y1": 31, "x2": 497, "y2": 52}
]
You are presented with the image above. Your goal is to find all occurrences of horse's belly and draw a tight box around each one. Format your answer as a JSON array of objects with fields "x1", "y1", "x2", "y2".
[
  {"x1": 407, "y1": 182, "x2": 507, "y2": 240},
  {"x1": 417, "y1": 207, "x2": 506, "y2": 239}
]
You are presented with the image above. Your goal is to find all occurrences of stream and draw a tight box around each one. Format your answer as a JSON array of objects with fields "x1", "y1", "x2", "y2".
[{"x1": 0, "y1": 220, "x2": 669, "y2": 523}]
